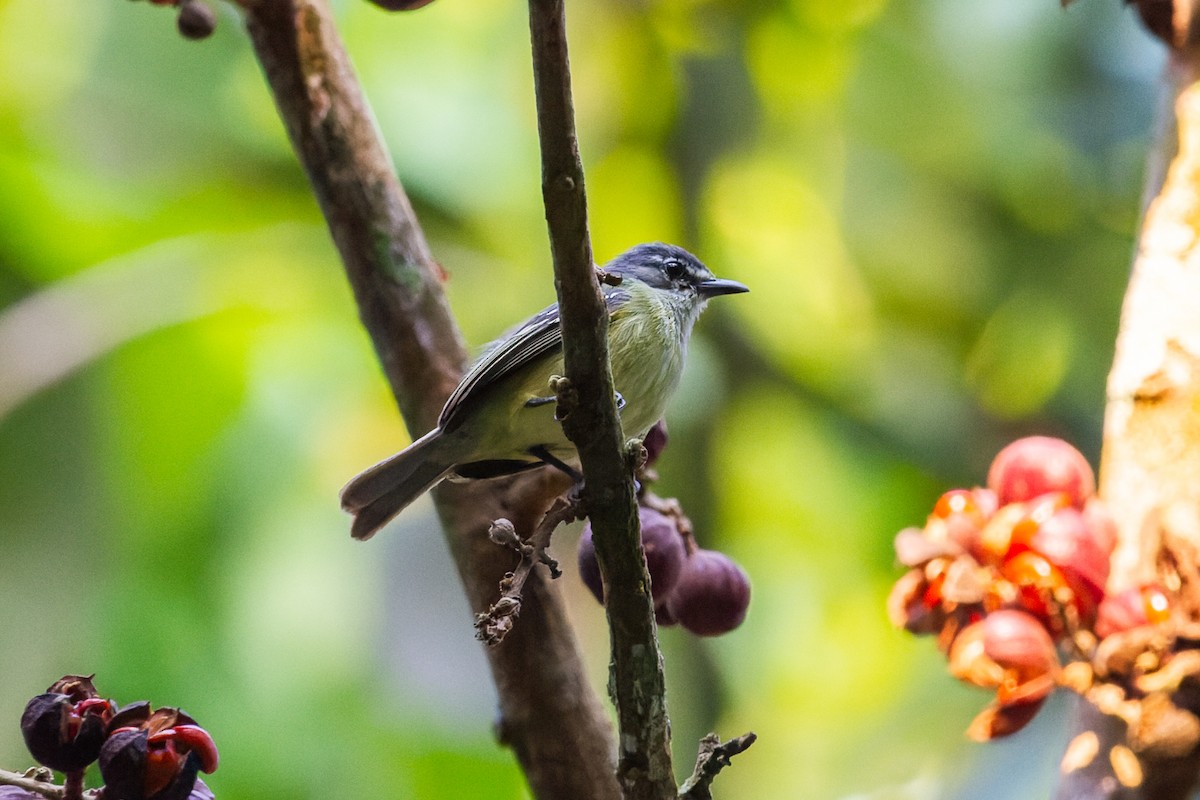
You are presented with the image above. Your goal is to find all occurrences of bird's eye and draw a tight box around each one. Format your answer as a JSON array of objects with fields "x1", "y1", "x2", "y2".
[{"x1": 664, "y1": 259, "x2": 686, "y2": 281}]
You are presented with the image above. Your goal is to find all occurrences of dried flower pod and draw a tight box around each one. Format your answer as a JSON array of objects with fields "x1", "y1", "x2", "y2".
[
  {"x1": 100, "y1": 708, "x2": 218, "y2": 800},
  {"x1": 666, "y1": 549, "x2": 751, "y2": 636},
  {"x1": 1127, "y1": 691, "x2": 1200, "y2": 760},
  {"x1": 886, "y1": 569, "x2": 932, "y2": 631},
  {"x1": 894, "y1": 527, "x2": 957, "y2": 567},
  {"x1": 988, "y1": 436, "x2": 1095, "y2": 509},
  {"x1": 947, "y1": 621, "x2": 1006, "y2": 688},
  {"x1": 957, "y1": 611, "x2": 1059, "y2": 740},
  {"x1": 967, "y1": 698, "x2": 1046, "y2": 741},
  {"x1": 21, "y1": 676, "x2": 115, "y2": 772}
]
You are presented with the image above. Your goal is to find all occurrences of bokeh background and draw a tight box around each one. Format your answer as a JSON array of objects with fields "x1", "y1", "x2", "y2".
[{"x1": 0, "y1": 0, "x2": 1164, "y2": 797}]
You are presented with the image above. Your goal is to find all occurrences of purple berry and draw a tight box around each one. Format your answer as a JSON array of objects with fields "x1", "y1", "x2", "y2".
[
  {"x1": 21, "y1": 676, "x2": 114, "y2": 773},
  {"x1": 642, "y1": 421, "x2": 669, "y2": 468},
  {"x1": 666, "y1": 549, "x2": 751, "y2": 636},
  {"x1": 576, "y1": 505, "x2": 687, "y2": 604},
  {"x1": 577, "y1": 525, "x2": 604, "y2": 603},
  {"x1": 176, "y1": 0, "x2": 216, "y2": 39}
]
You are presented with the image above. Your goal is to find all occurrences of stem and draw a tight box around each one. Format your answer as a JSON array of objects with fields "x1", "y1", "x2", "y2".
[
  {"x1": 526, "y1": 1, "x2": 675, "y2": 798},
  {"x1": 61, "y1": 772, "x2": 82, "y2": 800}
]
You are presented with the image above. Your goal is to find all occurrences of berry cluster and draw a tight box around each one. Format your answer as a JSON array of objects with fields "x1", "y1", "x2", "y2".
[
  {"x1": 9, "y1": 675, "x2": 218, "y2": 800},
  {"x1": 131, "y1": 0, "x2": 217, "y2": 41},
  {"x1": 889, "y1": 437, "x2": 1128, "y2": 737},
  {"x1": 576, "y1": 422, "x2": 751, "y2": 637},
  {"x1": 888, "y1": 435, "x2": 1200, "y2": 767}
]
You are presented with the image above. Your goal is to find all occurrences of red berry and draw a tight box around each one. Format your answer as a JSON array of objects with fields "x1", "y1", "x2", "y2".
[
  {"x1": 929, "y1": 488, "x2": 997, "y2": 554},
  {"x1": 999, "y1": 551, "x2": 1073, "y2": 626},
  {"x1": 1083, "y1": 498, "x2": 1118, "y2": 557},
  {"x1": 982, "y1": 609, "x2": 1059, "y2": 687},
  {"x1": 1023, "y1": 506, "x2": 1111, "y2": 608},
  {"x1": 666, "y1": 549, "x2": 751, "y2": 636},
  {"x1": 967, "y1": 697, "x2": 1047, "y2": 741},
  {"x1": 933, "y1": 489, "x2": 978, "y2": 519},
  {"x1": 988, "y1": 436, "x2": 1095, "y2": 508},
  {"x1": 1095, "y1": 585, "x2": 1172, "y2": 638}
]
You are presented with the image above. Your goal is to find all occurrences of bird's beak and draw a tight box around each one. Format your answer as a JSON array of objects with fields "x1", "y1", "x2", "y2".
[{"x1": 698, "y1": 278, "x2": 749, "y2": 298}]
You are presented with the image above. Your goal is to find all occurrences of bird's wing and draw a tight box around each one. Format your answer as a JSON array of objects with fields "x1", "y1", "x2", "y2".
[{"x1": 438, "y1": 288, "x2": 630, "y2": 434}]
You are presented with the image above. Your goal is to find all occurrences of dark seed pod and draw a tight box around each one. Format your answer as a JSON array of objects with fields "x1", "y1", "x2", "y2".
[
  {"x1": 176, "y1": 0, "x2": 216, "y2": 40},
  {"x1": 21, "y1": 688, "x2": 112, "y2": 772},
  {"x1": 99, "y1": 721, "x2": 216, "y2": 800},
  {"x1": 99, "y1": 730, "x2": 151, "y2": 800},
  {"x1": 666, "y1": 549, "x2": 751, "y2": 636}
]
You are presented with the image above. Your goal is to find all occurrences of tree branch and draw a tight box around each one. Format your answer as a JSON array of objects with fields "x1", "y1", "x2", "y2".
[
  {"x1": 1058, "y1": 44, "x2": 1200, "y2": 800},
  {"x1": 526, "y1": 1, "x2": 676, "y2": 797},
  {"x1": 677, "y1": 732, "x2": 757, "y2": 800},
  {"x1": 474, "y1": 497, "x2": 579, "y2": 646},
  {"x1": 238, "y1": 2, "x2": 619, "y2": 797}
]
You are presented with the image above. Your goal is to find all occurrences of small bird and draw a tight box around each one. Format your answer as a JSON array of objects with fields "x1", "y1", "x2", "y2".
[{"x1": 340, "y1": 243, "x2": 748, "y2": 540}]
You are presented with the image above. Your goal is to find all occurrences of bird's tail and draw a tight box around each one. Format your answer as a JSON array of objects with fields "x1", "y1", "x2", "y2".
[{"x1": 339, "y1": 428, "x2": 455, "y2": 541}]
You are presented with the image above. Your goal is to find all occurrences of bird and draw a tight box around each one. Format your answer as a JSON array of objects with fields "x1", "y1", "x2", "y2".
[{"x1": 340, "y1": 242, "x2": 748, "y2": 540}]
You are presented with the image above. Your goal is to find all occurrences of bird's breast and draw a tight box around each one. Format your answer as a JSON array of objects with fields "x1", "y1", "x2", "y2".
[{"x1": 607, "y1": 294, "x2": 689, "y2": 438}]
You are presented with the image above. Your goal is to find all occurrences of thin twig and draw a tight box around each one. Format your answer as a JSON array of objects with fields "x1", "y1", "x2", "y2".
[
  {"x1": 475, "y1": 495, "x2": 581, "y2": 645},
  {"x1": 677, "y1": 732, "x2": 757, "y2": 800},
  {"x1": 60, "y1": 773, "x2": 82, "y2": 800},
  {"x1": 526, "y1": 0, "x2": 676, "y2": 797},
  {"x1": 0, "y1": 769, "x2": 64, "y2": 800}
]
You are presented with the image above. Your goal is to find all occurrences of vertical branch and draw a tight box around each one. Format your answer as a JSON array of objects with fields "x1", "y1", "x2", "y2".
[
  {"x1": 239, "y1": 2, "x2": 620, "y2": 798},
  {"x1": 526, "y1": 1, "x2": 676, "y2": 798},
  {"x1": 1057, "y1": 47, "x2": 1200, "y2": 800}
]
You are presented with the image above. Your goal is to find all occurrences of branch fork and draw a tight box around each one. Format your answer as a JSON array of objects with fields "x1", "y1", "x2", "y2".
[{"x1": 475, "y1": 495, "x2": 583, "y2": 646}]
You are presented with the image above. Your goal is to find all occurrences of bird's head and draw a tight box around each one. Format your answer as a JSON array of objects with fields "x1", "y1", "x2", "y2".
[{"x1": 605, "y1": 243, "x2": 748, "y2": 302}]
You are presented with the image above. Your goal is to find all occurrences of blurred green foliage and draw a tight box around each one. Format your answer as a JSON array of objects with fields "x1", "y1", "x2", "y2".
[{"x1": 0, "y1": 0, "x2": 1162, "y2": 797}]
